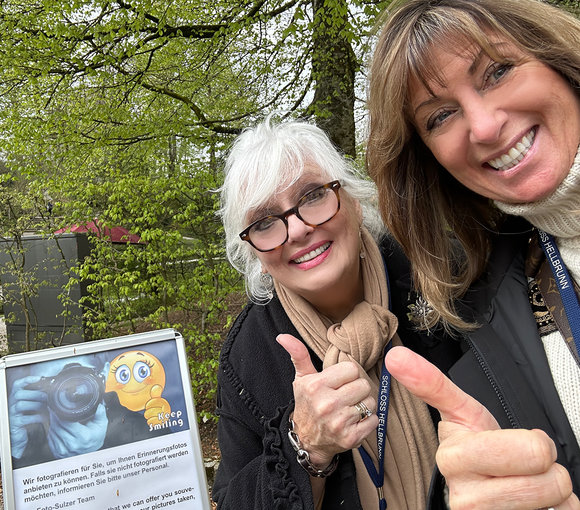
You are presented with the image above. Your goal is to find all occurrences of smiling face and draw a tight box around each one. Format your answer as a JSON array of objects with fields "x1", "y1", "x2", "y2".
[
  {"x1": 105, "y1": 351, "x2": 165, "y2": 411},
  {"x1": 248, "y1": 165, "x2": 363, "y2": 321},
  {"x1": 410, "y1": 38, "x2": 580, "y2": 204}
]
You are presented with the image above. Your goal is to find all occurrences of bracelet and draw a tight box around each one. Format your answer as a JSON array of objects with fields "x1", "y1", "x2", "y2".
[{"x1": 288, "y1": 419, "x2": 339, "y2": 478}]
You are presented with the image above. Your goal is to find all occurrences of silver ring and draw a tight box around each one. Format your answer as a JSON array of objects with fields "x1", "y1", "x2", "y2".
[{"x1": 354, "y1": 401, "x2": 373, "y2": 421}]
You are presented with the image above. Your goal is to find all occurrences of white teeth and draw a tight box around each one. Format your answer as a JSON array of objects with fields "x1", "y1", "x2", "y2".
[
  {"x1": 488, "y1": 129, "x2": 535, "y2": 171},
  {"x1": 293, "y1": 242, "x2": 330, "y2": 264}
]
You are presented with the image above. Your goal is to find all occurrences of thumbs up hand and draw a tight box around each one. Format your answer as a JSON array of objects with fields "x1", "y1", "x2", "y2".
[
  {"x1": 277, "y1": 334, "x2": 378, "y2": 469},
  {"x1": 385, "y1": 346, "x2": 579, "y2": 510},
  {"x1": 144, "y1": 384, "x2": 171, "y2": 426}
]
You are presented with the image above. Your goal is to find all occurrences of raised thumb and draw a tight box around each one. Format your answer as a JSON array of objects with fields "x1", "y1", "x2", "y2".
[
  {"x1": 149, "y1": 384, "x2": 164, "y2": 400},
  {"x1": 277, "y1": 334, "x2": 318, "y2": 378},
  {"x1": 385, "y1": 346, "x2": 499, "y2": 432}
]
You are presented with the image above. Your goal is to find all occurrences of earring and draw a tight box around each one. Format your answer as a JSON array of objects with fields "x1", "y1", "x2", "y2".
[
  {"x1": 359, "y1": 229, "x2": 365, "y2": 259},
  {"x1": 260, "y1": 271, "x2": 273, "y2": 286}
]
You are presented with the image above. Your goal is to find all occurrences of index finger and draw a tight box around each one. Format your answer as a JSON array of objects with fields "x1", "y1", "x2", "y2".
[{"x1": 385, "y1": 346, "x2": 499, "y2": 431}]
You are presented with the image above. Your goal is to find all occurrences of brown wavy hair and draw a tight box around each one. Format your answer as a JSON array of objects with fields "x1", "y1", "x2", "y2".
[{"x1": 367, "y1": 0, "x2": 580, "y2": 330}]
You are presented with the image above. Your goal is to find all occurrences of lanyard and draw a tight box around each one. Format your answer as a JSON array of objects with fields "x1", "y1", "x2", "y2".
[
  {"x1": 357, "y1": 253, "x2": 393, "y2": 509},
  {"x1": 538, "y1": 229, "x2": 580, "y2": 354},
  {"x1": 358, "y1": 340, "x2": 392, "y2": 510}
]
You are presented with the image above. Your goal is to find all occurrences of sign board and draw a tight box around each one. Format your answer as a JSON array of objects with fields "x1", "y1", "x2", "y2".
[{"x1": 0, "y1": 329, "x2": 212, "y2": 510}]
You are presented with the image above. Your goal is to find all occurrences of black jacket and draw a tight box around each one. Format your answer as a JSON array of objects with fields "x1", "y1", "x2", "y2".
[
  {"x1": 449, "y1": 218, "x2": 580, "y2": 494},
  {"x1": 212, "y1": 239, "x2": 460, "y2": 510},
  {"x1": 213, "y1": 222, "x2": 580, "y2": 508}
]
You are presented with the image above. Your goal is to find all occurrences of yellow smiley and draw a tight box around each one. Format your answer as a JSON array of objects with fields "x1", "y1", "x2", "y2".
[{"x1": 105, "y1": 351, "x2": 166, "y2": 411}]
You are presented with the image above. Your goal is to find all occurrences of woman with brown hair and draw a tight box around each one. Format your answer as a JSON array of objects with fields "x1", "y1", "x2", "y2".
[{"x1": 367, "y1": 0, "x2": 580, "y2": 508}]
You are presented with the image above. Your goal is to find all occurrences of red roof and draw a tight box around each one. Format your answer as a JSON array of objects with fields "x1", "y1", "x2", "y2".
[{"x1": 54, "y1": 220, "x2": 142, "y2": 244}]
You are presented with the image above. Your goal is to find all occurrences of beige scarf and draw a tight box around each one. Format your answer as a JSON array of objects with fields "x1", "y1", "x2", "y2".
[{"x1": 275, "y1": 227, "x2": 438, "y2": 510}]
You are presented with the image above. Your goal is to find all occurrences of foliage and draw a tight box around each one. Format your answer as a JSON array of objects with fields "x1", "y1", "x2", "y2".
[
  {"x1": 0, "y1": 166, "x2": 59, "y2": 351},
  {"x1": 547, "y1": 0, "x2": 580, "y2": 16},
  {"x1": 0, "y1": 0, "x2": 576, "y2": 419},
  {"x1": 0, "y1": 0, "x2": 391, "y2": 419}
]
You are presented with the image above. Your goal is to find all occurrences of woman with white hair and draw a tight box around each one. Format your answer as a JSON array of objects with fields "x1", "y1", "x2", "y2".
[{"x1": 212, "y1": 117, "x2": 459, "y2": 509}]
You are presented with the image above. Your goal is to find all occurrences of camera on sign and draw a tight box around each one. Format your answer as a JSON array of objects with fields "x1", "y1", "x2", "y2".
[{"x1": 27, "y1": 363, "x2": 105, "y2": 422}]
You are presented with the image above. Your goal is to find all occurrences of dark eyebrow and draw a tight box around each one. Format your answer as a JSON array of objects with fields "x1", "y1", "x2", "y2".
[
  {"x1": 414, "y1": 96, "x2": 441, "y2": 117},
  {"x1": 295, "y1": 181, "x2": 325, "y2": 200},
  {"x1": 413, "y1": 48, "x2": 486, "y2": 117},
  {"x1": 247, "y1": 204, "x2": 276, "y2": 223},
  {"x1": 247, "y1": 180, "x2": 325, "y2": 222},
  {"x1": 468, "y1": 48, "x2": 486, "y2": 75}
]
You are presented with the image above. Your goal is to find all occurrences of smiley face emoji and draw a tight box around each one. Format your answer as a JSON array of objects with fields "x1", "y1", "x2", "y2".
[{"x1": 105, "y1": 351, "x2": 166, "y2": 412}]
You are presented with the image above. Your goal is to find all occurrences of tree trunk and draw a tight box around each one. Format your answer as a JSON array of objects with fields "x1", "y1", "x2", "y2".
[{"x1": 309, "y1": 0, "x2": 358, "y2": 158}]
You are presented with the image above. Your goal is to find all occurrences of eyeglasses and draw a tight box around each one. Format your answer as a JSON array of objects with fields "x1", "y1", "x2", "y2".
[{"x1": 239, "y1": 180, "x2": 342, "y2": 252}]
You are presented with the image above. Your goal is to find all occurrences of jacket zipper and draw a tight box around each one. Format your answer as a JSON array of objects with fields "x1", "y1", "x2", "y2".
[{"x1": 465, "y1": 336, "x2": 521, "y2": 429}]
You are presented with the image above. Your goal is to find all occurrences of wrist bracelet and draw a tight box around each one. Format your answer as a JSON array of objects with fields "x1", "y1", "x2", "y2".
[{"x1": 288, "y1": 419, "x2": 339, "y2": 478}]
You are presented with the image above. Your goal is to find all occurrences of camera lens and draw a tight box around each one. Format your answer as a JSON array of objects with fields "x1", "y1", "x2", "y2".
[{"x1": 47, "y1": 364, "x2": 104, "y2": 422}]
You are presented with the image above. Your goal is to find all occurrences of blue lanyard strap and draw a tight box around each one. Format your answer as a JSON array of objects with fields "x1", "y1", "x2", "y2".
[
  {"x1": 538, "y1": 229, "x2": 580, "y2": 354},
  {"x1": 358, "y1": 341, "x2": 392, "y2": 510}
]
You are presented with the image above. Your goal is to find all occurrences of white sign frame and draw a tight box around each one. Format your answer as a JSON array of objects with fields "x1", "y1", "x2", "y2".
[{"x1": 0, "y1": 328, "x2": 212, "y2": 510}]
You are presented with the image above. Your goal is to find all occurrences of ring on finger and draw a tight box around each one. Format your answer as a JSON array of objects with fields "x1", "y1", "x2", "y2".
[{"x1": 354, "y1": 401, "x2": 373, "y2": 421}]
